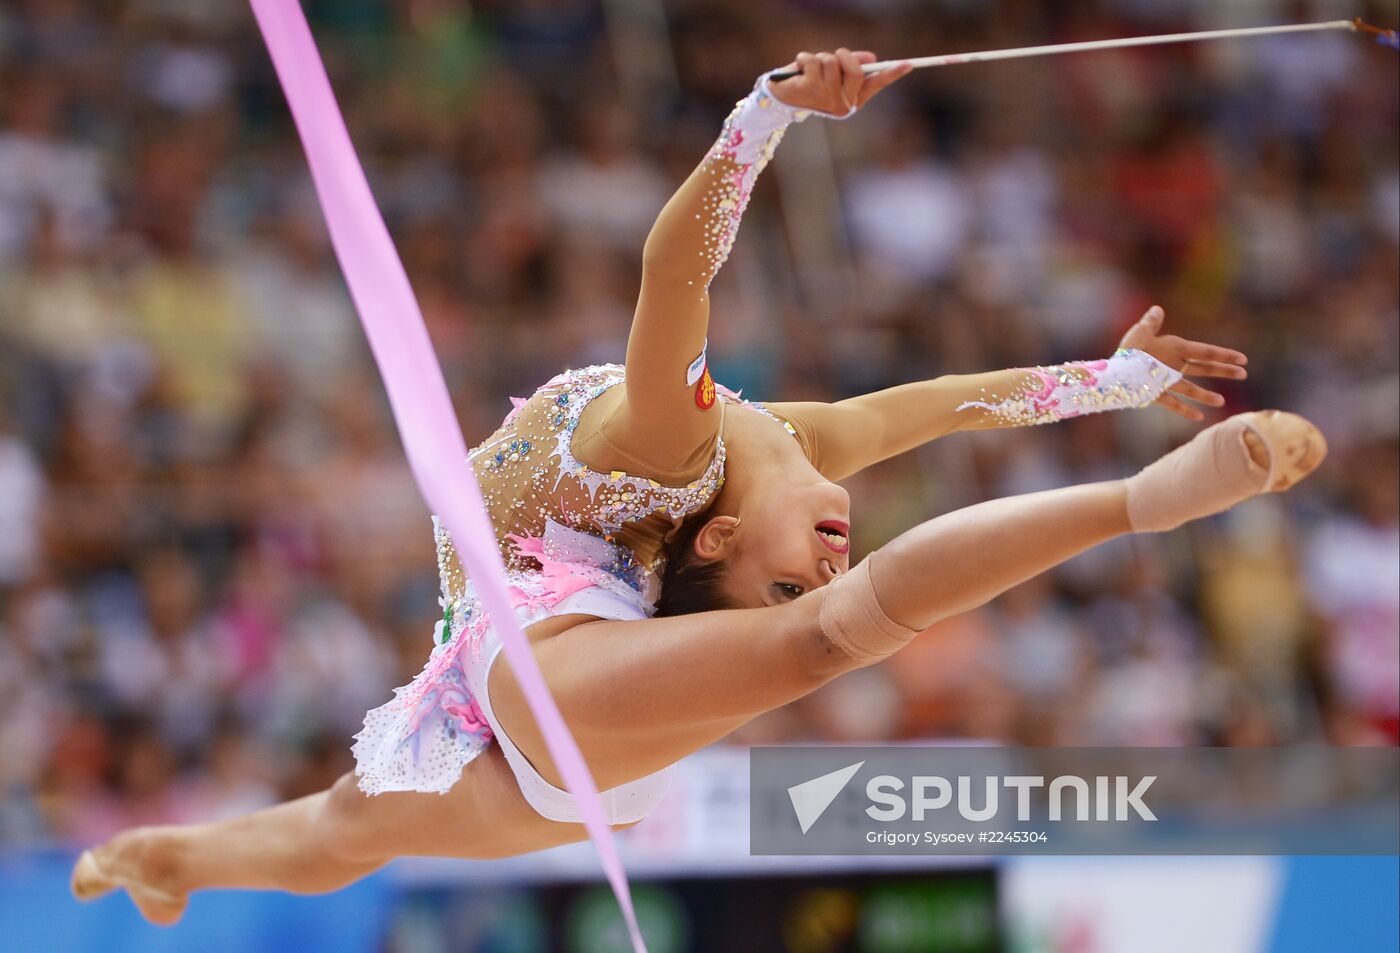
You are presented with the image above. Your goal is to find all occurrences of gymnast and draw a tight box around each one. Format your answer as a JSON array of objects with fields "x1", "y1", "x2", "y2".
[{"x1": 73, "y1": 48, "x2": 1325, "y2": 922}]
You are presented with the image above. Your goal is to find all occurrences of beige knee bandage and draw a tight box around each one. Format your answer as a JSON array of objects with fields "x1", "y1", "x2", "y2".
[
  {"x1": 1125, "y1": 414, "x2": 1273, "y2": 533},
  {"x1": 818, "y1": 557, "x2": 920, "y2": 665}
]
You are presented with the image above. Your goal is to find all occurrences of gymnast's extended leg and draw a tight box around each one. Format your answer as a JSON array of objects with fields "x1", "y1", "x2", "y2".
[
  {"x1": 70, "y1": 739, "x2": 601, "y2": 924},
  {"x1": 485, "y1": 411, "x2": 1324, "y2": 791}
]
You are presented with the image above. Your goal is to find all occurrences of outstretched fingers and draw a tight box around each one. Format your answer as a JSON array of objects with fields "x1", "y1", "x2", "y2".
[
  {"x1": 1158, "y1": 391, "x2": 1206, "y2": 422},
  {"x1": 1180, "y1": 338, "x2": 1248, "y2": 371},
  {"x1": 1120, "y1": 310, "x2": 1251, "y2": 420},
  {"x1": 1166, "y1": 341, "x2": 1249, "y2": 418},
  {"x1": 1166, "y1": 377, "x2": 1226, "y2": 416},
  {"x1": 1137, "y1": 304, "x2": 1166, "y2": 334},
  {"x1": 1183, "y1": 358, "x2": 1248, "y2": 380}
]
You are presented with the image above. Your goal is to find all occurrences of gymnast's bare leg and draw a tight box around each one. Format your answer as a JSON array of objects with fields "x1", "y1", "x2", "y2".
[{"x1": 72, "y1": 410, "x2": 1323, "y2": 922}]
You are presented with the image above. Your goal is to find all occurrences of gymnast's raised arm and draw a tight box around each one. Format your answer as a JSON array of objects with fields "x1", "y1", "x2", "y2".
[
  {"x1": 583, "y1": 51, "x2": 912, "y2": 476},
  {"x1": 769, "y1": 305, "x2": 1251, "y2": 482}
]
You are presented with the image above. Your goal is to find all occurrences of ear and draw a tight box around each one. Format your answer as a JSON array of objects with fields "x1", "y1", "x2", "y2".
[{"x1": 693, "y1": 515, "x2": 740, "y2": 560}]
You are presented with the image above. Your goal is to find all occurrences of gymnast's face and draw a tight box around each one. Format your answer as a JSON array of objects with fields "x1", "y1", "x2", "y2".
[{"x1": 693, "y1": 477, "x2": 852, "y2": 609}]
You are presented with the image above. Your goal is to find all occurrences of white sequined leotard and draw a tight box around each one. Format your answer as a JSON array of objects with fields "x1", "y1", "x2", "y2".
[{"x1": 350, "y1": 362, "x2": 796, "y2": 813}]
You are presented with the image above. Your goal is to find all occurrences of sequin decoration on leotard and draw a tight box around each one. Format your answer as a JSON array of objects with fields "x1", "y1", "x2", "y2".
[
  {"x1": 740, "y1": 399, "x2": 801, "y2": 441},
  {"x1": 710, "y1": 379, "x2": 802, "y2": 442},
  {"x1": 540, "y1": 365, "x2": 728, "y2": 532},
  {"x1": 353, "y1": 520, "x2": 655, "y2": 796},
  {"x1": 455, "y1": 364, "x2": 727, "y2": 581},
  {"x1": 384, "y1": 359, "x2": 733, "y2": 796},
  {"x1": 956, "y1": 348, "x2": 1183, "y2": 426}
]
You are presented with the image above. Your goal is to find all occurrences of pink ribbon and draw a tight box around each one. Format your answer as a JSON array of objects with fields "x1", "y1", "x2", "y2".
[{"x1": 247, "y1": 4, "x2": 647, "y2": 950}]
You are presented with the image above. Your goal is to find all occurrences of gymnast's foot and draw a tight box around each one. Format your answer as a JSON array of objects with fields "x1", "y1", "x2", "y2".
[
  {"x1": 1239, "y1": 409, "x2": 1327, "y2": 492},
  {"x1": 1125, "y1": 409, "x2": 1326, "y2": 533},
  {"x1": 72, "y1": 828, "x2": 188, "y2": 925}
]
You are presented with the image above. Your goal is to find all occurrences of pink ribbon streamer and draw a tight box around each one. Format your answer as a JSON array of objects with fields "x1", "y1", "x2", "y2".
[{"x1": 246, "y1": 3, "x2": 647, "y2": 950}]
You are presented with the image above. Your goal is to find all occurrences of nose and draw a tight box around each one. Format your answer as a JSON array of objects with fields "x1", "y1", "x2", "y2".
[{"x1": 817, "y1": 558, "x2": 840, "y2": 583}]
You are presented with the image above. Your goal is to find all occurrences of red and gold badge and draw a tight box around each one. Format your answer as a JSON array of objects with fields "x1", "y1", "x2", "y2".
[{"x1": 694, "y1": 367, "x2": 716, "y2": 410}]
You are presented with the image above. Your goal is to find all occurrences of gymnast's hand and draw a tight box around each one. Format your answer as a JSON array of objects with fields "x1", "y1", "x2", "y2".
[
  {"x1": 1119, "y1": 305, "x2": 1249, "y2": 422},
  {"x1": 769, "y1": 48, "x2": 913, "y2": 117}
]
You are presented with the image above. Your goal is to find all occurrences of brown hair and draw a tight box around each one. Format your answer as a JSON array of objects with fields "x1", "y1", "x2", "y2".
[{"x1": 654, "y1": 515, "x2": 735, "y2": 616}]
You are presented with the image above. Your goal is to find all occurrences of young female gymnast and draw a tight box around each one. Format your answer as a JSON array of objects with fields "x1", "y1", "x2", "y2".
[{"x1": 74, "y1": 49, "x2": 1325, "y2": 922}]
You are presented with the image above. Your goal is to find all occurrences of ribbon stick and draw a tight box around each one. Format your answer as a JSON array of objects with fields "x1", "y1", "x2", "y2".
[
  {"x1": 246, "y1": 3, "x2": 648, "y2": 950},
  {"x1": 770, "y1": 18, "x2": 1393, "y2": 79}
]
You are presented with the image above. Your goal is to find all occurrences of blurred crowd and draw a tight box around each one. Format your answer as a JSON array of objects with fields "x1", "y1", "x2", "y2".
[{"x1": 0, "y1": 0, "x2": 1395, "y2": 848}]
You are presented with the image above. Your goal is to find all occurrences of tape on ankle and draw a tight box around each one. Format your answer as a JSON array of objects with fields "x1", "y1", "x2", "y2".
[
  {"x1": 1125, "y1": 415, "x2": 1271, "y2": 533},
  {"x1": 818, "y1": 558, "x2": 920, "y2": 664}
]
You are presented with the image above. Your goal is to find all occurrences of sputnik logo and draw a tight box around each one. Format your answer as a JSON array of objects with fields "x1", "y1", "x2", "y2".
[{"x1": 787, "y1": 761, "x2": 864, "y2": 834}]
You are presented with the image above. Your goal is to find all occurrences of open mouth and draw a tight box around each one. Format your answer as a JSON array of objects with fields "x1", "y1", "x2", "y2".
[{"x1": 815, "y1": 519, "x2": 850, "y2": 555}]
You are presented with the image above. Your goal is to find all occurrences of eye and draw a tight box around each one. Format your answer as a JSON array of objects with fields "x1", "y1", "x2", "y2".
[{"x1": 774, "y1": 582, "x2": 805, "y2": 599}]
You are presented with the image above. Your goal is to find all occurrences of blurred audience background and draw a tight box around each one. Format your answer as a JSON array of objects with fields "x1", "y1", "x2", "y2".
[{"x1": 0, "y1": 0, "x2": 1395, "y2": 851}]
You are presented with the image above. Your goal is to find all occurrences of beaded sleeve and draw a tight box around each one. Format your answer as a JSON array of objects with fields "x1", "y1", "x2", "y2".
[
  {"x1": 955, "y1": 348, "x2": 1183, "y2": 425},
  {"x1": 696, "y1": 73, "x2": 815, "y2": 286}
]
